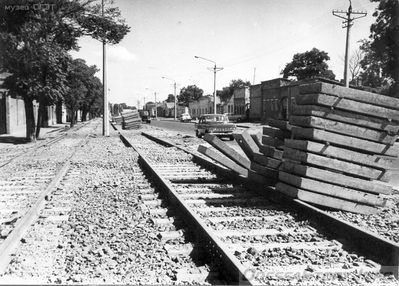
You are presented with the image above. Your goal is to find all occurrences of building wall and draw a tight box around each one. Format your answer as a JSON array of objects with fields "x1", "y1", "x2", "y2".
[
  {"x1": 6, "y1": 96, "x2": 27, "y2": 134},
  {"x1": 249, "y1": 84, "x2": 261, "y2": 121},
  {"x1": 189, "y1": 96, "x2": 214, "y2": 118},
  {"x1": 219, "y1": 95, "x2": 234, "y2": 114},
  {"x1": 233, "y1": 86, "x2": 250, "y2": 115},
  {"x1": 260, "y1": 78, "x2": 291, "y2": 122},
  {"x1": 42, "y1": 105, "x2": 57, "y2": 127},
  {"x1": 0, "y1": 91, "x2": 6, "y2": 134}
]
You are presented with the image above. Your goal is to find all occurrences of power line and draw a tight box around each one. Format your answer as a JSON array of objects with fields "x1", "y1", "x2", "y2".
[{"x1": 333, "y1": 0, "x2": 367, "y2": 87}]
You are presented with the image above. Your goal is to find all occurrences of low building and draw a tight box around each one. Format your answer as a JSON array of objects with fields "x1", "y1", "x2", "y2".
[
  {"x1": 249, "y1": 84, "x2": 261, "y2": 121},
  {"x1": 233, "y1": 86, "x2": 250, "y2": 117},
  {"x1": 189, "y1": 95, "x2": 219, "y2": 118},
  {"x1": 221, "y1": 95, "x2": 234, "y2": 115},
  {"x1": 260, "y1": 78, "x2": 291, "y2": 122}
]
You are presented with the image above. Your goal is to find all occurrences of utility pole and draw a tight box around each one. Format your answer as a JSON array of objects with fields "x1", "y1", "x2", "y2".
[
  {"x1": 162, "y1": 77, "x2": 177, "y2": 120},
  {"x1": 209, "y1": 64, "x2": 223, "y2": 114},
  {"x1": 154, "y1": 92, "x2": 157, "y2": 119},
  {"x1": 195, "y1": 56, "x2": 223, "y2": 115},
  {"x1": 333, "y1": 0, "x2": 366, "y2": 87},
  {"x1": 253, "y1": 67, "x2": 256, "y2": 85},
  {"x1": 143, "y1": 96, "x2": 146, "y2": 109},
  {"x1": 102, "y1": 0, "x2": 109, "y2": 136},
  {"x1": 173, "y1": 81, "x2": 177, "y2": 120}
]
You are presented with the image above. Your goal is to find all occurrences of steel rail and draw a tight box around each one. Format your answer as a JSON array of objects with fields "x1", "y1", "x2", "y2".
[
  {"x1": 0, "y1": 122, "x2": 97, "y2": 274},
  {"x1": 115, "y1": 127, "x2": 253, "y2": 284},
  {"x1": 139, "y1": 130, "x2": 399, "y2": 279},
  {"x1": 0, "y1": 121, "x2": 90, "y2": 169}
]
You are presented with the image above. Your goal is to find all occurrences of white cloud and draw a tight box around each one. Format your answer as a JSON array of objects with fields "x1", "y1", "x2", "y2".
[{"x1": 100, "y1": 45, "x2": 138, "y2": 62}]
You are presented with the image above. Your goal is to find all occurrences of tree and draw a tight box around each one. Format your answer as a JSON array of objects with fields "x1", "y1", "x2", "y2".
[
  {"x1": 349, "y1": 48, "x2": 364, "y2": 86},
  {"x1": 217, "y1": 79, "x2": 250, "y2": 103},
  {"x1": 178, "y1": 85, "x2": 203, "y2": 106},
  {"x1": 82, "y1": 75, "x2": 103, "y2": 120},
  {"x1": 165, "y1": 94, "x2": 175, "y2": 103},
  {"x1": 281, "y1": 48, "x2": 336, "y2": 81},
  {"x1": 0, "y1": 0, "x2": 130, "y2": 141},
  {"x1": 359, "y1": 0, "x2": 398, "y2": 96},
  {"x1": 64, "y1": 59, "x2": 102, "y2": 126}
]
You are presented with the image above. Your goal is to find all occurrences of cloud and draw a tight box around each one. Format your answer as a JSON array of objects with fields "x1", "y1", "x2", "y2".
[{"x1": 106, "y1": 45, "x2": 138, "y2": 62}]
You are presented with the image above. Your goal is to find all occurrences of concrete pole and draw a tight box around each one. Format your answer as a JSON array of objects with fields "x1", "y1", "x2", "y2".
[
  {"x1": 102, "y1": 0, "x2": 109, "y2": 136},
  {"x1": 213, "y1": 64, "x2": 217, "y2": 114},
  {"x1": 154, "y1": 92, "x2": 157, "y2": 119},
  {"x1": 343, "y1": 6, "x2": 352, "y2": 87},
  {"x1": 174, "y1": 82, "x2": 177, "y2": 120}
]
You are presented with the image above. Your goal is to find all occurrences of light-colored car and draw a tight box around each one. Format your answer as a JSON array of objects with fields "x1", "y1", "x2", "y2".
[
  {"x1": 180, "y1": 113, "x2": 192, "y2": 122},
  {"x1": 195, "y1": 114, "x2": 236, "y2": 140}
]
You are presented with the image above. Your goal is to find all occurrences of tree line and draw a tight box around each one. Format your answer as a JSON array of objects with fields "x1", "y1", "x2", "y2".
[{"x1": 0, "y1": 0, "x2": 130, "y2": 141}]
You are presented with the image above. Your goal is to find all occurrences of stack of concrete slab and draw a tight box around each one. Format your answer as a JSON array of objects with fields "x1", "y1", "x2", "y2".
[
  {"x1": 276, "y1": 82, "x2": 399, "y2": 214},
  {"x1": 256, "y1": 118, "x2": 292, "y2": 170},
  {"x1": 197, "y1": 132, "x2": 278, "y2": 186},
  {"x1": 121, "y1": 110, "x2": 141, "y2": 130}
]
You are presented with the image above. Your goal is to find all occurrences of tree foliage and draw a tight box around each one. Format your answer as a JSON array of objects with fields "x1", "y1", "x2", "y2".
[
  {"x1": 0, "y1": 0, "x2": 130, "y2": 140},
  {"x1": 217, "y1": 79, "x2": 250, "y2": 103},
  {"x1": 64, "y1": 59, "x2": 103, "y2": 126},
  {"x1": 359, "y1": 0, "x2": 399, "y2": 96},
  {"x1": 165, "y1": 94, "x2": 175, "y2": 103},
  {"x1": 281, "y1": 48, "x2": 336, "y2": 81},
  {"x1": 178, "y1": 85, "x2": 203, "y2": 106}
]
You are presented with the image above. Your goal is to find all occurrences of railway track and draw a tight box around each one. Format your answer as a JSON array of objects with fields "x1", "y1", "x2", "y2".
[
  {"x1": 117, "y1": 126, "x2": 398, "y2": 285},
  {"x1": 0, "y1": 120, "x2": 99, "y2": 274},
  {"x1": 0, "y1": 122, "x2": 88, "y2": 169}
]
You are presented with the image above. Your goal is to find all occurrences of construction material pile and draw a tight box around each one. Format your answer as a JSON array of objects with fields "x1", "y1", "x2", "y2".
[
  {"x1": 121, "y1": 110, "x2": 141, "y2": 130},
  {"x1": 197, "y1": 129, "x2": 279, "y2": 187},
  {"x1": 197, "y1": 82, "x2": 398, "y2": 214},
  {"x1": 276, "y1": 82, "x2": 399, "y2": 214}
]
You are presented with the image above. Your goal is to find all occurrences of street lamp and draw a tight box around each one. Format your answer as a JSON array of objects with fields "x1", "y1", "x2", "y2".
[
  {"x1": 194, "y1": 56, "x2": 223, "y2": 115},
  {"x1": 162, "y1": 76, "x2": 177, "y2": 120}
]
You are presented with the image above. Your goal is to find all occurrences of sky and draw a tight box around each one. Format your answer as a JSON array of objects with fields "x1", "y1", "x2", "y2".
[{"x1": 69, "y1": 0, "x2": 379, "y2": 108}]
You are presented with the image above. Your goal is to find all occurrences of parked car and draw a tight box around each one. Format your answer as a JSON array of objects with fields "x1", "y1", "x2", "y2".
[
  {"x1": 195, "y1": 114, "x2": 236, "y2": 140},
  {"x1": 180, "y1": 113, "x2": 192, "y2": 122},
  {"x1": 138, "y1": 110, "x2": 151, "y2": 123},
  {"x1": 225, "y1": 113, "x2": 246, "y2": 123}
]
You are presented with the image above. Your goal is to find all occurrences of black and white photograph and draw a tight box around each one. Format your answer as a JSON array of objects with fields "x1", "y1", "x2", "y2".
[{"x1": 0, "y1": 0, "x2": 398, "y2": 284}]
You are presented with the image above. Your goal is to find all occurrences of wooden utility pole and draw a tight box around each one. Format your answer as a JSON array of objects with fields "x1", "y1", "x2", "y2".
[{"x1": 333, "y1": 0, "x2": 366, "y2": 87}]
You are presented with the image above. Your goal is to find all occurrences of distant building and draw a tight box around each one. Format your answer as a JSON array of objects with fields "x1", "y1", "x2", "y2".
[
  {"x1": 189, "y1": 95, "x2": 219, "y2": 118},
  {"x1": 233, "y1": 86, "x2": 250, "y2": 116},
  {"x1": 219, "y1": 95, "x2": 234, "y2": 115},
  {"x1": 249, "y1": 84, "x2": 261, "y2": 121},
  {"x1": 260, "y1": 78, "x2": 291, "y2": 121},
  {"x1": 251, "y1": 77, "x2": 348, "y2": 123}
]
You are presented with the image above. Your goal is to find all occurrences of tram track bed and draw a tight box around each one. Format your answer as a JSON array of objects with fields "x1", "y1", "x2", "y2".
[
  {"x1": 326, "y1": 192, "x2": 399, "y2": 243},
  {"x1": 142, "y1": 125, "x2": 399, "y2": 253},
  {"x1": 1, "y1": 122, "x2": 218, "y2": 284},
  {"x1": 118, "y1": 126, "x2": 399, "y2": 285}
]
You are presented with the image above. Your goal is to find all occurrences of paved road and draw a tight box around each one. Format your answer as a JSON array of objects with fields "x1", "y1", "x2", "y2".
[{"x1": 149, "y1": 119, "x2": 196, "y2": 136}]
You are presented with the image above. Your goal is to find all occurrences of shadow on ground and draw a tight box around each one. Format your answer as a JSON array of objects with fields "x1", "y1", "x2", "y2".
[{"x1": 0, "y1": 136, "x2": 30, "y2": 145}]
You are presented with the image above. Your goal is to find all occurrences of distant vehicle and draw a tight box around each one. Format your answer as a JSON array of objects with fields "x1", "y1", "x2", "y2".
[
  {"x1": 225, "y1": 113, "x2": 246, "y2": 123},
  {"x1": 180, "y1": 113, "x2": 192, "y2": 122},
  {"x1": 138, "y1": 110, "x2": 151, "y2": 123},
  {"x1": 195, "y1": 114, "x2": 236, "y2": 140}
]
